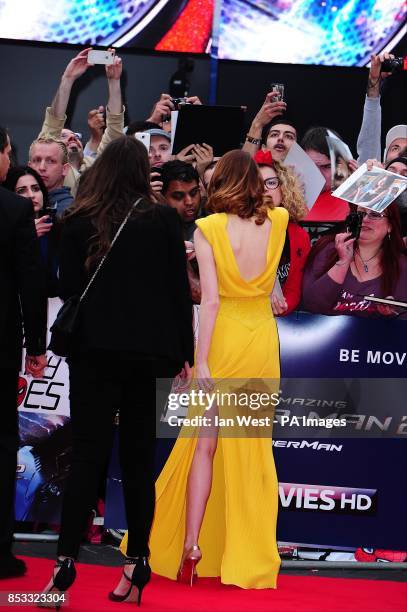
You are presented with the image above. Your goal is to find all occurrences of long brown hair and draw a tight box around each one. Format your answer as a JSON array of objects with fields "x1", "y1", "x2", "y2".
[
  {"x1": 66, "y1": 136, "x2": 154, "y2": 270},
  {"x1": 305, "y1": 203, "x2": 406, "y2": 295},
  {"x1": 206, "y1": 150, "x2": 270, "y2": 224}
]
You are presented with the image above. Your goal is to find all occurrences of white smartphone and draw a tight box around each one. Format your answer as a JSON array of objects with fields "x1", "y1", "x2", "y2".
[
  {"x1": 270, "y1": 83, "x2": 285, "y2": 102},
  {"x1": 87, "y1": 49, "x2": 115, "y2": 65},
  {"x1": 135, "y1": 132, "x2": 151, "y2": 151}
]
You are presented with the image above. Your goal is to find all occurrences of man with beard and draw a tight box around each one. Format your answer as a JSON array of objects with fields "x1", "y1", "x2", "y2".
[
  {"x1": 161, "y1": 161, "x2": 203, "y2": 240},
  {"x1": 161, "y1": 161, "x2": 203, "y2": 303},
  {"x1": 261, "y1": 119, "x2": 297, "y2": 161},
  {"x1": 38, "y1": 48, "x2": 124, "y2": 195}
]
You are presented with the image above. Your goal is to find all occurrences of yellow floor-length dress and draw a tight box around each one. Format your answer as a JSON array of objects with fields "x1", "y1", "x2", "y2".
[{"x1": 121, "y1": 206, "x2": 289, "y2": 589}]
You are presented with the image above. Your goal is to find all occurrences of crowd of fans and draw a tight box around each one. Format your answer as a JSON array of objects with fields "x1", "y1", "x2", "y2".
[
  {"x1": 1, "y1": 47, "x2": 407, "y2": 319},
  {"x1": 1, "y1": 45, "x2": 406, "y2": 587}
]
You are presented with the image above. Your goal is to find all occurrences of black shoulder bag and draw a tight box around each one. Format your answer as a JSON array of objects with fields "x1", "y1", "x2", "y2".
[{"x1": 48, "y1": 198, "x2": 142, "y2": 357}]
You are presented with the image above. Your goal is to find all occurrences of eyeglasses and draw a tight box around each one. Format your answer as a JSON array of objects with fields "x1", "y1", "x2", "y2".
[
  {"x1": 362, "y1": 211, "x2": 389, "y2": 221},
  {"x1": 263, "y1": 177, "x2": 280, "y2": 190}
]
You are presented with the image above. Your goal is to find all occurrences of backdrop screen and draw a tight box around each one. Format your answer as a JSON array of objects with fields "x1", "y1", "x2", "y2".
[
  {"x1": 0, "y1": 0, "x2": 404, "y2": 65},
  {"x1": 0, "y1": 0, "x2": 214, "y2": 52},
  {"x1": 218, "y1": 0, "x2": 406, "y2": 66}
]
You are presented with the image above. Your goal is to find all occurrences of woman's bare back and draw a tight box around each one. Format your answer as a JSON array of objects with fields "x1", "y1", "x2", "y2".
[{"x1": 225, "y1": 214, "x2": 272, "y2": 282}]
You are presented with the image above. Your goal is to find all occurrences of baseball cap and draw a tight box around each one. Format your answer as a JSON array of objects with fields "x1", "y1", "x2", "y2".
[
  {"x1": 384, "y1": 125, "x2": 407, "y2": 160},
  {"x1": 144, "y1": 129, "x2": 171, "y2": 141}
]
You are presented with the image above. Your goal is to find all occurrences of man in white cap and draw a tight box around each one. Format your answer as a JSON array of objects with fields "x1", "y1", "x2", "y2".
[
  {"x1": 357, "y1": 53, "x2": 406, "y2": 164},
  {"x1": 384, "y1": 125, "x2": 407, "y2": 164},
  {"x1": 144, "y1": 128, "x2": 172, "y2": 168}
]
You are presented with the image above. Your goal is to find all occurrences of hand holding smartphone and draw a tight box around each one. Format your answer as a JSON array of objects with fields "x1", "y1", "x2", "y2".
[
  {"x1": 270, "y1": 83, "x2": 285, "y2": 102},
  {"x1": 87, "y1": 49, "x2": 115, "y2": 65}
]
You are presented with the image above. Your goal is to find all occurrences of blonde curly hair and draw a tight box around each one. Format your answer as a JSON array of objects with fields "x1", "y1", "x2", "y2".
[{"x1": 259, "y1": 160, "x2": 308, "y2": 223}]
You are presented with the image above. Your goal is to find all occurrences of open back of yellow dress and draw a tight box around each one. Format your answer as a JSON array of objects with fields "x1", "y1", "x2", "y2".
[{"x1": 121, "y1": 206, "x2": 289, "y2": 589}]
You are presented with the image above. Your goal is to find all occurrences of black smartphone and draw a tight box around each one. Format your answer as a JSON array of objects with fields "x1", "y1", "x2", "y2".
[
  {"x1": 345, "y1": 211, "x2": 363, "y2": 240},
  {"x1": 151, "y1": 167, "x2": 163, "y2": 178},
  {"x1": 44, "y1": 205, "x2": 57, "y2": 224}
]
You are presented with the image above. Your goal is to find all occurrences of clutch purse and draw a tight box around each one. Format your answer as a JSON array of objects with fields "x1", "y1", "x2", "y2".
[
  {"x1": 48, "y1": 295, "x2": 81, "y2": 357},
  {"x1": 49, "y1": 198, "x2": 142, "y2": 357}
]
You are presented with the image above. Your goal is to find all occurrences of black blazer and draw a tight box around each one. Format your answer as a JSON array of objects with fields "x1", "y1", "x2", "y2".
[
  {"x1": 0, "y1": 186, "x2": 47, "y2": 368},
  {"x1": 58, "y1": 200, "x2": 194, "y2": 369}
]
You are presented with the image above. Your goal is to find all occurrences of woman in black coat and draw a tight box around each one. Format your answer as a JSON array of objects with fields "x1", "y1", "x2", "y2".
[
  {"x1": 3, "y1": 166, "x2": 59, "y2": 297},
  {"x1": 41, "y1": 136, "x2": 194, "y2": 606}
]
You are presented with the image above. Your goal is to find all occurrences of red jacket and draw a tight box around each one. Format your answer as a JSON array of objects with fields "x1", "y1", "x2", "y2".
[
  {"x1": 282, "y1": 222, "x2": 311, "y2": 315},
  {"x1": 305, "y1": 191, "x2": 349, "y2": 222}
]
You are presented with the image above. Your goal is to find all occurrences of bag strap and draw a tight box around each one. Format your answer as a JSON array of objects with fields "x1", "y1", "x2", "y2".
[{"x1": 79, "y1": 197, "x2": 142, "y2": 303}]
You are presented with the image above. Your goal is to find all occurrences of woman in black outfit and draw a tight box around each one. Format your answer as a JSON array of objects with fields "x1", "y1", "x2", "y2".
[
  {"x1": 3, "y1": 166, "x2": 59, "y2": 297},
  {"x1": 41, "y1": 136, "x2": 194, "y2": 606}
]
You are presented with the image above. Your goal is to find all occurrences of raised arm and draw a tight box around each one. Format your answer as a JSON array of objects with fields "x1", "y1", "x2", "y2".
[
  {"x1": 302, "y1": 234, "x2": 355, "y2": 314},
  {"x1": 356, "y1": 53, "x2": 395, "y2": 164},
  {"x1": 83, "y1": 106, "x2": 105, "y2": 156},
  {"x1": 89, "y1": 53, "x2": 124, "y2": 161},
  {"x1": 242, "y1": 92, "x2": 286, "y2": 157},
  {"x1": 194, "y1": 227, "x2": 219, "y2": 386},
  {"x1": 38, "y1": 48, "x2": 92, "y2": 138}
]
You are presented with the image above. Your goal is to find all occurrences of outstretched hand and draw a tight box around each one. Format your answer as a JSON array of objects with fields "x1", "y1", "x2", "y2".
[
  {"x1": 369, "y1": 52, "x2": 395, "y2": 81},
  {"x1": 254, "y1": 93, "x2": 287, "y2": 128},
  {"x1": 63, "y1": 48, "x2": 93, "y2": 81},
  {"x1": 106, "y1": 51, "x2": 122, "y2": 80},
  {"x1": 147, "y1": 94, "x2": 174, "y2": 124}
]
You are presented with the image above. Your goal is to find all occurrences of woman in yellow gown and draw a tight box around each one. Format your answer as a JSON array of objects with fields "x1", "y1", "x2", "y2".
[{"x1": 120, "y1": 150, "x2": 288, "y2": 591}]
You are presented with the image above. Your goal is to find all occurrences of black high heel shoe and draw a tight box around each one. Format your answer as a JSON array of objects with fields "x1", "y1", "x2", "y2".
[
  {"x1": 109, "y1": 556, "x2": 151, "y2": 606},
  {"x1": 38, "y1": 557, "x2": 76, "y2": 609}
]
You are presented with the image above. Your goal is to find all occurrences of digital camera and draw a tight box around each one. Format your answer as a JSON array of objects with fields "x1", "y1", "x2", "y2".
[
  {"x1": 381, "y1": 57, "x2": 406, "y2": 73},
  {"x1": 171, "y1": 97, "x2": 191, "y2": 110}
]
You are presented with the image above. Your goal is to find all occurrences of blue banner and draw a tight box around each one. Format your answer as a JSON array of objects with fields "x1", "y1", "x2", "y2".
[{"x1": 105, "y1": 313, "x2": 407, "y2": 551}]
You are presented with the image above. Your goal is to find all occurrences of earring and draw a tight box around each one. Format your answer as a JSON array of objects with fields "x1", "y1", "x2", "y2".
[{"x1": 388, "y1": 232, "x2": 391, "y2": 240}]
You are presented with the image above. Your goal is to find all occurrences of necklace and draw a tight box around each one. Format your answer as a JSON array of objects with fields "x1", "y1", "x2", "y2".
[{"x1": 355, "y1": 248, "x2": 382, "y2": 273}]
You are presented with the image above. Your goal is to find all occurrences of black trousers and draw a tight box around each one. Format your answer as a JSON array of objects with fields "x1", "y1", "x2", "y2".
[
  {"x1": 57, "y1": 351, "x2": 177, "y2": 559},
  {"x1": 0, "y1": 369, "x2": 19, "y2": 556}
]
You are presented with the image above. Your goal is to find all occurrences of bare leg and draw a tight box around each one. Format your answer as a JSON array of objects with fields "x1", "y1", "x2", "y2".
[{"x1": 183, "y1": 404, "x2": 219, "y2": 554}]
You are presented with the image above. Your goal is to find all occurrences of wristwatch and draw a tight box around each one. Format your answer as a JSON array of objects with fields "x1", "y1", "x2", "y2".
[{"x1": 246, "y1": 134, "x2": 261, "y2": 145}]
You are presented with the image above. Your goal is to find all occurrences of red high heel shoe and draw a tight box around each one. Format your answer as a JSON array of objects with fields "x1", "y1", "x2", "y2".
[{"x1": 177, "y1": 545, "x2": 201, "y2": 586}]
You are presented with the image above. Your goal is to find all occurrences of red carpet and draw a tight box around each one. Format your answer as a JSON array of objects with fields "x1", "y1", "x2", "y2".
[{"x1": 1, "y1": 557, "x2": 405, "y2": 612}]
